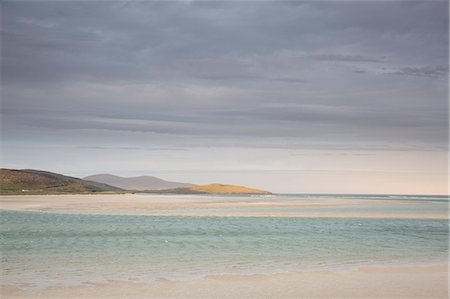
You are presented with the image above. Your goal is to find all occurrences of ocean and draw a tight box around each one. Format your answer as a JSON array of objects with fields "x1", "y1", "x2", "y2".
[{"x1": 0, "y1": 194, "x2": 448, "y2": 289}]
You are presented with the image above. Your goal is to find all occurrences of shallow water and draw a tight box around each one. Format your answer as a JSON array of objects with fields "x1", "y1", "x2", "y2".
[
  {"x1": 1, "y1": 208, "x2": 448, "y2": 288},
  {"x1": 134, "y1": 192, "x2": 449, "y2": 217}
]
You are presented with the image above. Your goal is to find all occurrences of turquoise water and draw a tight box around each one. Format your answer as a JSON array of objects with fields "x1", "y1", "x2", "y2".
[
  {"x1": 136, "y1": 193, "x2": 449, "y2": 217},
  {"x1": 173, "y1": 193, "x2": 449, "y2": 202},
  {"x1": 1, "y1": 210, "x2": 448, "y2": 288}
]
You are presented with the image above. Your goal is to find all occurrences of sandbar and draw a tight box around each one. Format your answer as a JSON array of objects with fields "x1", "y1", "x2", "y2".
[{"x1": 0, "y1": 194, "x2": 448, "y2": 219}]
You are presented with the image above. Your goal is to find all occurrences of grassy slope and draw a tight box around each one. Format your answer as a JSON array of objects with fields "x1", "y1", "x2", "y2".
[
  {"x1": 0, "y1": 169, "x2": 124, "y2": 195},
  {"x1": 147, "y1": 184, "x2": 271, "y2": 195}
]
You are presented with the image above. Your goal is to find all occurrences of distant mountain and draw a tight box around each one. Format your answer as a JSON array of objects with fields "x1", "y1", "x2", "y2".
[
  {"x1": 0, "y1": 169, "x2": 123, "y2": 194},
  {"x1": 83, "y1": 174, "x2": 194, "y2": 191},
  {"x1": 148, "y1": 184, "x2": 272, "y2": 195}
]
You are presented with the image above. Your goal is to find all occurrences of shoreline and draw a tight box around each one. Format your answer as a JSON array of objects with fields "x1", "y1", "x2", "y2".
[
  {"x1": 2, "y1": 264, "x2": 448, "y2": 299},
  {"x1": 1, "y1": 194, "x2": 448, "y2": 219}
]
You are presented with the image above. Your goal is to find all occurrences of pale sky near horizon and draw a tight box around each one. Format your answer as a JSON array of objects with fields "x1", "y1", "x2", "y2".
[{"x1": 1, "y1": 1, "x2": 448, "y2": 194}]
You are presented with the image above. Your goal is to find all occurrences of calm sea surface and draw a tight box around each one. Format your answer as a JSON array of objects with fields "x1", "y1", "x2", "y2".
[{"x1": 0, "y1": 194, "x2": 448, "y2": 288}]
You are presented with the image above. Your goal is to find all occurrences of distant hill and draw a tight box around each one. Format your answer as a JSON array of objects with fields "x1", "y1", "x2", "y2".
[
  {"x1": 0, "y1": 169, "x2": 271, "y2": 195},
  {"x1": 149, "y1": 184, "x2": 272, "y2": 195},
  {"x1": 0, "y1": 169, "x2": 124, "y2": 194},
  {"x1": 83, "y1": 174, "x2": 194, "y2": 191}
]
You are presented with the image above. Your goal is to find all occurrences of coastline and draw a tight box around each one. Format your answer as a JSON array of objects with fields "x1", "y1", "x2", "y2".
[
  {"x1": 2, "y1": 264, "x2": 448, "y2": 299},
  {"x1": 1, "y1": 194, "x2": 448, "y2": 219}
]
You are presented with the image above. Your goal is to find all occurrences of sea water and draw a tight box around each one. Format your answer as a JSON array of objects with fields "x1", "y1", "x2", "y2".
[{"x1": 0, "y1": 195, "x2": 448, "y2": 288}]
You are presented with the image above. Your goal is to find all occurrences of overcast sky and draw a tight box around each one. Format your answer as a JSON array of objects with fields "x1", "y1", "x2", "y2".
[{"x1": 1, "y1": 1, "x2": 448, "y2": 194}]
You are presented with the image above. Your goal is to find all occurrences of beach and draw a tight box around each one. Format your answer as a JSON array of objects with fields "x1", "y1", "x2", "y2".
[
  {"x1": 3, "y1": 265, "x2": 448, "y2": 299},
  {"x1": 0, "y1": 193, "x2": 448, "y2": 219},
  {"x1": 1, "y1": 194, "x2": 448, "y2": 298}
]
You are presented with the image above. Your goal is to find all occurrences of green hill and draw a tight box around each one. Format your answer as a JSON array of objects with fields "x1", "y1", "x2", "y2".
[
  {"x1": 0, "y1": 169, "x2": 124, "y2": 194},
  {"x1": 148, "y1": 183, "x2": 271, "y2": 195}
]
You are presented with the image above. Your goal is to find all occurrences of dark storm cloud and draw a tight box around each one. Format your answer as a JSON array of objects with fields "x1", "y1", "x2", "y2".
[{"x1": 1, "y1": 0, "x2": 448, "y2": 151}]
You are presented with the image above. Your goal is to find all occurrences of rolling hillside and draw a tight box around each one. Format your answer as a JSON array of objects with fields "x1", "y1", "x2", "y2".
[
  {"x1": 0, "y1": 169, "x2": 124, "y2": 194},
  {"x1": 150, "y1": 184, "x2": 272, "y2": 195}
]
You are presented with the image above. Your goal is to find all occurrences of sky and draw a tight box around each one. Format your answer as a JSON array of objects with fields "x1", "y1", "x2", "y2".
[{"x1": 1, "y1": 1, "x2": 448, "y2": 194}]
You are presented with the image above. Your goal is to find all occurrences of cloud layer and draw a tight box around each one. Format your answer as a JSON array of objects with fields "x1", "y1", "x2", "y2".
[{"x1": 1, "y1": 1, "x2": 448, "y2": 193}]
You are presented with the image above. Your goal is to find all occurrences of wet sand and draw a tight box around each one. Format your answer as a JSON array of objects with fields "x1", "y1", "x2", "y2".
[
  {"x1": 0, "y1": 194, "x2": 447, "y2": 219},
  {"x1": 2, "y1": 265, "x2": 448, "y2": 299}
]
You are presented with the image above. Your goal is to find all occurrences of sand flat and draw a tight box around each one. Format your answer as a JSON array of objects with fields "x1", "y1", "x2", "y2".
[
  {"x1": 0, "y1": 194, "x2": 448, "y2": 219},
  {"x1": 2, "y1": 265, "x2": 448, "y2": 299}
]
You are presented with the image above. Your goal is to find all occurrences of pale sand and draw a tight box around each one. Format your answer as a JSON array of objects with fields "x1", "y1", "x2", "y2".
[
  {"x1": 2, "y1": 265, "x2": 448, "y2": 299},
  {"x1": 0, "y1": 194, "x2": 448, "y2": 219}
]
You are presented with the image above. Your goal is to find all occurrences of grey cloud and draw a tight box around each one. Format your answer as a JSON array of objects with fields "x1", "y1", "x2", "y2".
[
  {"x1": 2, "y1": 1, "x2": 448, "y2": 85},
  {"x1": 312, "y1": 54, "x2": 387, "y2": 63},
  {"x1": 389, "y1": 65, "x2": 449, "y2": 79},
  {"x1": 195, "y1": 73, "x2": 265, "y2": 81},
  {"x1": 1, "y1": 0, "x2": 448, "y2": 153},
  {"x1": 78, "y1": 146, "x2": 189, "y2": 152},
  {"x1": 208, "y1": 104, "x2": 448, "y2": 140},
  {"x1": 271, "y1": 77, "x2": 307, "y2": 84},
  {"x1": 4, "y1": 100, "x2": 447, "y2": 150}
]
